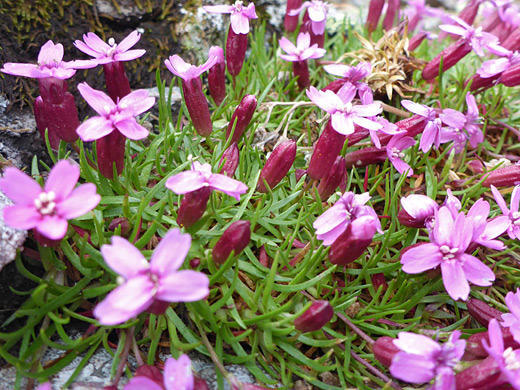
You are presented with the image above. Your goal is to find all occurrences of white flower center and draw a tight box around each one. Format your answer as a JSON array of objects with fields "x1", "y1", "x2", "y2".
[
  {"x1": 390, "y1": 147, "x2": 405, "y2": 159},
  {"x1": 439, "y1": 245, "x2": 459, "y2": 260},
  {"x1": 34, "y1": 191, "x2": 56, "y2": 215},
  {"x1": 234, "y1": 0, "x2": 243, "y2": 11},
  {"x1": 105, "y1": 38, "x2": 117, "y2": 57},
  {"x1": 504, "y1": 347, "x2": 520, "y2": 371},
  {"x1": 341, "y1": 102, "x2": 353, "y2": 113}
]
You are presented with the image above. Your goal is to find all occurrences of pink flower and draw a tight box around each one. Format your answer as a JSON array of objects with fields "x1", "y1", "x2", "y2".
[
  {"x1": 166, "y1": 161, "x2": 248, "y2": 201},
  {"x1": 390, "y1": 331, "x2": 466, "y2": 388},
  {"x1": 401, "y1": 100, "x2": 442, "y2": 152},
  {"x1": 478, "y1": 45, "x2": 520, "y2": 78},
  {"x1": 1, "y1": 40, "x2": 95, "y2": 80},
  {"x1": 439, "y1": 16, "x2": 498, "y2": 57},
  {"x1": 279, "y1": 32, "x2": 326, "y2": 62},
  {"x1": 386, "y1": 135, "x2": 416, "y2": 176},
  {"x1": 36, "y1": 383, "x2": 52, "y2": 390},
  {"x1": 76, "y1": 82, "x2": 155, "y2": 141},
  {"x1": 502, "y1": 289, "x2": 520, "y2": 345},
  {"x1": 125, "y1": 355, "x2": 194, "y2": 390},
  {"x1": 491, "y1": 185, "x2": 520, "y2": 240},
  {"x1": 400, "y1": 193, "x2": 439, "y2": 229},
  {"x1": 203, "y1": 1, "x2": 258, "y2": 34},
  {"x1": 483, "y1": 319, "x2": 520, "y2": 388},
  {"x1": 401, "y1": 206, "x2": 496, "y2": 301},
  {"x1": 306, "y1": 82, "x2": 382, "y2": 135},
  {"x1": 323, "y1": 62, "x2": 372, "y2": 85},
  {"x1": 164, "y1": 54, "x2": 217, "y2": 81},
  {"x1": 467, "y1": 198, "x2": 509, "y2": 250},
  {"x1": 288, "y1": 1, "x2": 330, "y2": 35},
  {"x1": 94, "y1": 229, "x2": 210, "y2": 325},
  {"x1": 313, "y1": 191, "x2": 381, "y2": 246},
  {"x1": 0, "y1": 160, "x2": 100, "y2": 240},
  {"x1": 73, "y1": 31, "x2": 146, "y2": 65}
]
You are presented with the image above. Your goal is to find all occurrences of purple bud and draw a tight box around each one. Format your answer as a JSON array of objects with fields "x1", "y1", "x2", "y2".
[
  {"x1": 500, "y1": 63, "x2": 520, "y2": 87},
  {"x1": 308, "y1": 120, "x2": 346, "y2": 180},
  {"x1": 328, "y1": 218, "x2": 377, "y2": 265},
  {"x1": 468, "y1": 73, "x2": 500, "y2": 92},
  {"x1": 147, "y1": 299, "x2": 170, "y2": 315},
  {"x1": 183, "y1": 76, "x2": 213, "y2": 137},
  {"x1": 482, "y1": 164, "x2": 520, "y2": 187},
  {"x1": 455, "y1": 355, "x2": 501, "y2": 390},
  {"x1": 190, "y1": 258, "x2": 201, "y2": 268},
  {"x1": 502, "y1": 26, "x2": 520, "y2": 51},
  {"x1": 284, "y1": 0, "x2": 302, "y2": 32},
  {"x1": 134, "y1": 365, "x2": 164, "y2": 387},
  {"x1": 258, "y1": 245, "x2": 270, "y2": 267},
  {"x1": 33, "y1": 229, "x2": 61, "y2": 247},
  {"x1": 316, "y1": 156, "x2": 347, "y2": 200},
  {"x1": 373, "y1": 336, "x2": 400, "y2": 367},
  {"x1": 194, "y1": 374, "x2": 211, "y2": 390},
  {"x1": 227, "y1": 94, "x2": 257, "y2": 144},
  {"x1": 458, "y1": 0, "x2": 481, "y2": 27},
  {"x1": 293, "y1": 60, "x2": 310, "y2": 90},
  {"x1": 467, "y1": 299, "x2": 503, "y2": 328},
  {"x1": 108, "y1": 217, "x2": 131, "y2": 237},
  {"x1": 102, "y1": 61, "x2": 132, "y2": 102},
  {"x1": 408, "y1": 32, "x2": 428, "y2": 51},
  {"x1": 43, "y1": 92, "x2": 80, "y2": 143},
  {"x1": 422, "y1": 39, "x2": 472, "y2": 82},
  {"x1": 366, "y1": 0, "x2": 385, "y2": 32},
  {"x1": 220, "y1": 143, "x2": 240, "y2": 177},
  {"x1": 212, "y1": 220, "x2": 251, "y2": 264},
  {"x1": 176, "y1": 187, "x2": 211, "y2": 229},
  {"x1": 226, "y1": 26, "x2": 248, "y2": 76},
  {"x1": 397, "y1": 208, "x2": 426, "y2": 228},
  {"x1": 372, "y1": 273, "x2": 387, "y2": 291},
  {"x1": 208, "y1": 46, "x2": 226, "y2": 106},
  {"x1": 344, "y1": 147, "x2": 387, "y2": 169},
  {"x1": 294, "y1": 300, "x2": 334, "y2": 332},
  {"x1": 383, "y1": 0, "x2": 400, "y2": 30},
  {"x1": 295, "y1": 169, "x2": 307, "y2": 182},
  {"x1": 96, "y1": 131, "x2": 126, "y2": 179},
  {"x1": 467, "y1": 159, "x2": 484, "y2": 174},
  {"x1": 257, "y1": 140, "x2": 297, "y2": 193},
  {"x1": 34, "y1": 96, "x2": 60, "y2": 149}
]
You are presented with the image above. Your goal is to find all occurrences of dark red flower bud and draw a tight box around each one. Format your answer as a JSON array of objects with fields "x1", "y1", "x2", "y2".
[
  {"x1": 482, "y1": 164, "x2": 520, "y2": 187},
  {"x1": 96, "y1": 131, "x2": 126, "y2": 179},
  {"x1": 455, "y1": 355, "x2": 501, "y2": 390},
  {"x1": 257, "y1": 140, "x2": 296, "y2": 193},
  {"x1": 466, "y1": 326, "x2": 520, "y2": 357},
  {"x1": 502, "y1": 26, "x2": 520, "y2": 51},
  {"x1": 227, "y1": 94, "x2": 257, "y2": 144},
  {"x1": 135, "y1": 365, "x2": 164, "y2": 387},
  {"x1": 373, "y1": 336, "x2": 400, "y2": 368},
  {"x1": 43, "y1": 92, "x2": 80, "y2": 143},
  {"x1": 102, "y1": 61, "x2": 132, "y2": 102},
  {"x1": 316, "y1": 156, "x2": 347, "y2": 200},
  {"x1": 258, "y1": 245, "x2": 270, "y2": 267},
  {"x1": 372, "y1": 273, "x2": 387, "y2": 291},
  {"x1": 458, "y1": 0, "x2": 481, "y2": 27},
  {"x1": 194, "y1": 374, "x2": 211, "y2": 390},
  {"x1": 468, "y1": 159, "x2": 485, "y2": 174},
  {"x1": 500, "y1": 63, "x2": 520, "y2": 87},
  {"x1": 295, "y1": 169, "x2": 307, "y2": 182},
  {"x1": 467, "y1": 299, "x2": 504, "y2": 328},
  {"x1": 408, "y1": 32, "x2": 428, "y2": 51},
  {"x1": 34, "y1": 96, "x2": 60, "y2": 149},
  {"x1": 220, "y1": 143, "x2": 240, "y2": 177},
  {"x1": 422, "y1": 39, "x2": 472, "y2": 82},
  {"x1": 226, "y1": 26, "x2": 248, "y2": 76},
  {"x1": 328, "y1": 218, "x2": 377, "y2": 265},
  {"x1": 293, "y1": 60, "x2": 310, "y2": 90},
  {"x1": 147, "y1": 300, "x2": 170, "y2": 315},
  {"x1": 212, "y1": 220, "x2": 251, "y2": 264},
  {"x1": 285, "y1": 0, "x2": 302, "y2": 32},
  {"x1": 176, "y1": 187, "x2": 211, "y2": 229},
  {"x1": 366, "y1": 0, "x2": 385, "y2": 32},
  {"x1": 344, "y1": 147, "x2": 387, "y2": 169},
  {"x1": 468, "y1": 73, "x2": 500, "y2": 92},
  {"x1": 108, "y1": 217, "x2": 131, "y2": 237},
  {"x1": 397, "y1": 208, "x2": 426, "y2": 228},
  {"x1": 190, "y1": 258, "x2": 201, "y2": 268},
  {"x1": 383, "y1": 0, "x2": 400, "y2": 30},
  {"x1": 182, "y1": 76, "x2": 213, "y2": 137},
  {"x1": 308, "y1": 120, "x2": 346, "y2": 180},
  {"x1": 208, "y1": 46, "x2": 226, "y2": 106},
  {"x1": 321, "y1": 78, "x2": 349, "y2": 93},
  {"x1": 294, "y1": 300, "x2": 334, "y2": 332}
]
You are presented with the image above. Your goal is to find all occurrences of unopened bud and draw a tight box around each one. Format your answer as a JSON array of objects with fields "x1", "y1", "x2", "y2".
[
  {"x1": 284, "y1": 0, "x2": 302, "y2": 32},
  {"x1": 176, "y1": 187, "x2": 211, "y2": 229},
  {"x1": 108, "y1": 217, "x2": 131, "y2": 237},
  {"x1": 372, "y1": 273, "x2": 387, "y2": 291},
  {"x1": 147, "y1": 300, "x2": 170, "y2": 315},
  {"x1": 208, "y1": 46, "x2": 226, "y2": 106},
  {"x1": 316, "y1": 156, "x2": 347, "y2": 200},
  {"x1": 212, "y1": 220, "x2": 251, "y2": 264},
  {"x1": 258, "y1": 245, "x2": 270, "y2": 267},
  {"x1": 102, "y1": 61, "x2": 132, "y2": 101},
  {"x1": 134, "y1": 365, "x2": 163, "y2": 387},
  {"x1": 220, "y1": 143, "x2": 240, "y2": 177},
  {"x1": 422, "y1": 39, "x2": 472, "y2": 82},
  {"x1": 194, "y1": 374, "x2": 211, "y2": 390},
  {"x1": 294, "y1": 300, "x2": 334, "y2": 332},
  {"x1": 344, "y1": 147, "x2": 387, "y2": 169},
  {"x1": 44, "y1": 92, "x2": 80, "y2": 143},
  {"x1": 190, "y1": 258, "x2": 201, "y2": 268},
  {"x1": 482, "y1": 164, "x2": 520, "y2": 187},
  {"x1": 308, "y1": 120, "x2": 347, "y2": 180},
  {"x1": 500, "y1": 63, "x2": 520, "y2": 87},
  {"x1": 366, "y1": 0, "x2": 385, "y2": 32},
  {"x1": 408, "y1": 32, "x2": 428, "y2": 51},
  {"x1": 34, "y1": 96, "x2": 60, "y2": 149},
  {"x1": 466, "y1": 326, "x2": 520, "y2": 357},
  {"x1": 257, "y1": 140, "x2": 296, "y2": 192},
  {"x1": 455, "y1": 355, "x2": 501, "y2": 390},
  {"x1": 467, "y1": 159, "x2": 484, "y2": 174},
  {"x1": 328, "y1": 216, "x2": 377, "y2": 265},
  {"x1": 227, "y1": 94, "x2": 257, "y2": 144},
  {"x1": 373, "y1": 336, "x2": 400, "y2": 367},
  {"x1": 226, "y1": 26, "x2": 248, "y2": 76},
  {"x1": 293, "y1": 60, "x2": 310, "y2": 90},
  {"x1": 467, "y1": 299, "x2": 503, "y2": 328},
  {"x1": 182, "y1": 76, "x2": 213, "y2": 137},
  {"x1": 383, "y1": 0, "x2": 400, "y2": 30}
]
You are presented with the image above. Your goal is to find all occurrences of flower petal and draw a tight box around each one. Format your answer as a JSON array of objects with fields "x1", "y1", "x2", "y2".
[
  {"x1": 38, "y1": 41, "x2": 63, "y2": 65},
  {"x1": 165, "y1": 171, "x2": 207, "y2": 194},
  {"x1": 56, "y1": 183, "x2": 100, "y2": 219},
  {"x1": 44, "y1": 160, "x2": 79, "y2": 201},
  {"x1": 101, "y1": 236, "x2": 149, "y2": 278},
  {"x1": 390, "y1": 352, "x2": 435, "y2": 383},
  {"x1": 1, "y1": 63, "x2": 41, "y2": 78},
  {"x1": 114, "y1": 49, "x2": 146, "y2": 62},
  {"x1": 230, "y1": 12, "x2": 250, "y2": 34},
  {"x1": 164, "y1": 355, "x2": 194, "y2": 390},
  {"x1": 119, "y1": 90, "x2": 156, "y2": 117},
  {"x1": 36, "y1": 215, "x2": 68, "y2": 240},
  {"x1": 117, "y1": 31, "x2": 141, "y2": 53},
  {"x1": 393, "y1": 332, "x2": 441, "y2": 356},
  {"x1": 461, "y1": 253, "x2": 495, "y2": 287},
  {"x1": 208, "y1": 173, "x2": 248, "y2": 200},
  {"x1": 0, "y1": 167, "x2": 42, "y2": 205},
  {"x1": 114, "y1": 118, "x2": 149, "y2": 140},
  {"x1": 150, "y1": 229, "x2": 191, "y2": 277},
  {"x1": 76, "y1": 117, "x2": 114, "y2": 142},
  {"x1": 2, "y1": 205, "x2": 40, "y2": 230},
  {"x1": 125, "y1": 377, "x2": 163, "y2": 390},
  {"x1": 401, "y1": 243, "x2": 442, "y2": 273},
  {"x1": 441, "y1": 261, "x2": 470, "y2": 301},
  {"x1": 77, "y1": 83, "x2": 115, "y2": 117},
  {"x1": 156, "y1": 270, "x2": 210, "y2": 302}
]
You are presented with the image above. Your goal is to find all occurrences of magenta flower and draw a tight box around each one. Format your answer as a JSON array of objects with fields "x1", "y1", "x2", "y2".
[
  {"x1": 36, "y1": 384, "x2": 51, "y2": 390},
  {"x1": 401, "y1": 100, "x2": 442, "y2": 153},
  {"x1": 482, "y1": 319, "x2": 520, "y2": 389},
  {"x1": 94, "y1": 229, "x2": 210, "y2": 325},
  {"x1": 467, "y1": 198, "x2": 509, "y2": 250},
  {"x1": 313, "y1": 191, "x2": 381, "y2": 246},
  {"x1": 0, "y1": 160, "x2": 100, "y2": 240},
  {"x1": 164, "y1": 54, "x2": 217, "y2": 82},
  {"x1": 288, "y1": 1, "x2": 330, "y2": 35},
  {"x1": 203, "y1": 1, "x2": 258, "y2": 34},
  {"x1": 166, "y1": 161, "x2": 248, "y2": 201},
  {"x1": 390, "y1": 331, "x2": 466, "y2": 388},
  {"x1": 76, "y1": 83, "x2": 155, "y2": 141},
  {"x1": 439, "y1": 16, "x2": 498, "y2": 57},
  {"x1": 386, "y1": 135, "x2": 416, "y2": 176},
  {"x1": 125, "y1": 355, "x2": 194, "y2": 390},
  {"x1": 279, "y1": 32, "x2": 326, "y2": 62},
  {"x1": 401, "y1": 206, "x2": 496, "y2": 301},
  {"x1": 73, "y1": 31, "x2": 145, "y2": 65},
  {"x1": 478, "y1": 45, "x2": 520, "y2": 78},
  {"x1": 502, "y1": 289, "x2": 520, "y2": 345},
  {"x1": 307, "y1": 82, "x2": 382, "y2": 136},
  {"x1": 399, "y1": 193, "x2": 438, "y2": 229},
  {"x1": 323, "y1": 62, "x2": 372, "y2": 84},
  {"x1": 491, "y1": 185, "x2": 520, "y2": 240}
]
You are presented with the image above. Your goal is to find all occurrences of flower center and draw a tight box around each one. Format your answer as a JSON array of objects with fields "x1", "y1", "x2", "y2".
[
  {"x1": 439, "y1": 245, "x2": 459, "y2": 260},
  {"x1": 390, "y1": 147, "x2": 405, "y2": 159},
  {"x1": 34, "y1": 191, "x2": 56, "y2": 215},
  {"x1": 105, "y1": 38, "x2": 117, "y2": 58},
  {"x1": 234, "y1": 0, "x2": 243, "y2": 11},
  {"x1": 511, "y1": 211, "x2": 520, "y2": 226},
  {"x1": 504, "y1": 347, "x2": 520, "y2": 371},
  {"x1": 341, "y1": 102, "x2": 353, "y2": 113}
]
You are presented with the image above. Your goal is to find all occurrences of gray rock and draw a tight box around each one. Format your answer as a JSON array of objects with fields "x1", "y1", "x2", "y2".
[{"x1": 0, "y1": 191, "x2": 27, "y2": 272}]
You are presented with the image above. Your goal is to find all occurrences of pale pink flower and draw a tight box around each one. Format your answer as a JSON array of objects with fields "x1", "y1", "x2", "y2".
[
  {"x1": 400, "y1": 194, "x2": 439, "y2": 229},
  {"x1": 386, "y1": 135, "x2": 416, "y2": 177},
  {"x1": 94, "y1": 229, "x2": 209, "y2": 325},
  {"x1": 478, "y1": 45, "x2": 520, "y2": 78},
  {"x1": 203, "y1": 1, "x2": 258, "y2": 34},
  {"x1": 467, "y1": 198, "x2": 509, "y2": 250},
  {"x1": 125, "y1": 355, "x2": 194, "y2": 390},
  {"x1": 439, "y1": 16, "x2": 498, "y2": 57},
  {"x1": 36, "y1": 383, "x2": 52, "y2": 390},
  {"x1": 166, "y1": 161, "x2": 248, "y2": 201},
  {"x1": 279, "y1": 32, "x2": 326, "y2": 62},
  {"x1": 323, "y1": 62, "x2": 372, "y2": 85},
  {"x1": 491, "y1": 185, "x2": 520, "y2": 240},
  {"x1": 401, "y1": 100, "x2": 442, "y2": 152},
  {"x1": 76, "y1": 82, "x2": 155, "y2": 141},
  {"x1": 306, "y1": 82, "x2": 382, "y2": 135},
  {"x1": 164, "y1": 54, "x2": 217, "y2": 81},
  {"x1": 0, "y1": 160, "x2": 100, "y2": 240},
  {"x1": 73, "y1": 31, "x2": 146, "y2": 65},
  {"x1": 288, "y1": 1, "x2": 330, "y2": 35}
]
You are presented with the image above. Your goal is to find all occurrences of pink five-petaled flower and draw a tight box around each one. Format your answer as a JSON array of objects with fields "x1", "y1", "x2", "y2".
[
  {"x1": 279, "y1": 32, "x2": 326, "y2": 62},
  {"x1": 502, "y1": 289, "x2": 520, "y2": 345},
  {"x1": 313, "y1": 191, "x2": 381, "y2": 246},
  {"x1": 386, "y1": 135, "x2": 416, "y2": 177},
  {"x1": 306, "y1": 82, "x2": 382, "y2": 136},
  {"x1": 401, "y1": 100, "x2": 442, "y2": 153},
  {"x1": 288, "y1": 1, "x2": 329, "y2": 35},
  {"x1": 483, "y1": 319, "x2": 520, "y2": 389},
  {"x1": 125, "y1": 355, "x2": 194, "y2": 390},
  {"x1": 401, "y1": 206, "x2": 495, "y2": 301},
  {"x1": 398, "y1": 193, "x2": 439, "y2": 229},
  {"x1": 439, "y1": 15, "x2": 498, "y2": 57},
  {"x1": 390, "y1": 331, "x2": 466, "y2": 389},
  {"x1": 0, "y1": 160, "x2": 100, "y2": 240},
  {"x1": 203, "y1": 1, "x2": 258, "y2": 34},
  {"x1": 76, "y1": 83, "x2": 155, "y2": 142},
  {"x1": 466, "y1": 198, "x2": 509, "y2": 250},
  {"x1": 491, "y1": 185, "x2": 520, "y2": 240},
  {"x1": 164, "y1": 54, "x2": 217, "y2": 82},
  {"x1": 94, "y1": 229, "x2": 210, "y2": 326},
  {"x1": 73, "y1": 31, "x2": 145, "y2": 65},
  {"x1": 166, "y1": 161, "x2": 248, "y2": 201},
  {"x1": 323, "y1": 62, "x2": 372, "y2": 89}
]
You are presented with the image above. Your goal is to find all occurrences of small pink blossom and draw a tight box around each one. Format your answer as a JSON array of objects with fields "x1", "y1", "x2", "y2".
[
  {"x1": 401, "y1": 100, "x2": 443, "y2": 152},
  {"x1": 288, "y1": 1, "x2": 330, "y2": 35},
  {"x1": 491, "y1": 185, "x2": 520, "y2": 240},
  {"x1": 502, "y1": 289, "x2": 520, "y2": 345},
  {"x1": 307, "y1": 82, "x2": 382, "y2": 135},
  {"x1": 1, "y1": 40, "x2": 95, "y2": 80},
  {"x1": 467, "y1": 198, "x2": 509, "y2": 250},
  {"x1": 478, "y1": 44, "x2": 520, "y2": 78},
  {"x1": 94, "y1": 229, "x2": 210, "y2": 325},
  {"x1": 0, "y1": 160, "x2": 100, "y2": 240},
  {"x1": 164, "y1": 54, "x2": 217, "y2": 81},
  {"x1": 386, "y1": 135, "x2": 416, "y2": 176},
  {"x1": 125, "y1": 355, "x2": 194, "y2": 390},
  {"x1": 439, "y1": 16, "x2": 498, "y2": 57},
  {"x1": 73, "y1": 31, "x2": 146, "y2": 65},
  {"x1": 166, "y1": 161, "x2": 248, "y2": 201},
  {"x1": 203, "y1": 1, "x2": 258, "y2": 35},
  {"x1": 279, "y1": 32, "x2": 326, "y2": 62},
  {"x1": 400, "y1": 193, "x2": 438, "y2": 229},
  {"x1": 323, "y1": 62, "x2": 372, "y2": 85},
  {"x1": 76, "y1": 82, "x2": 155, "y2": 141}
]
